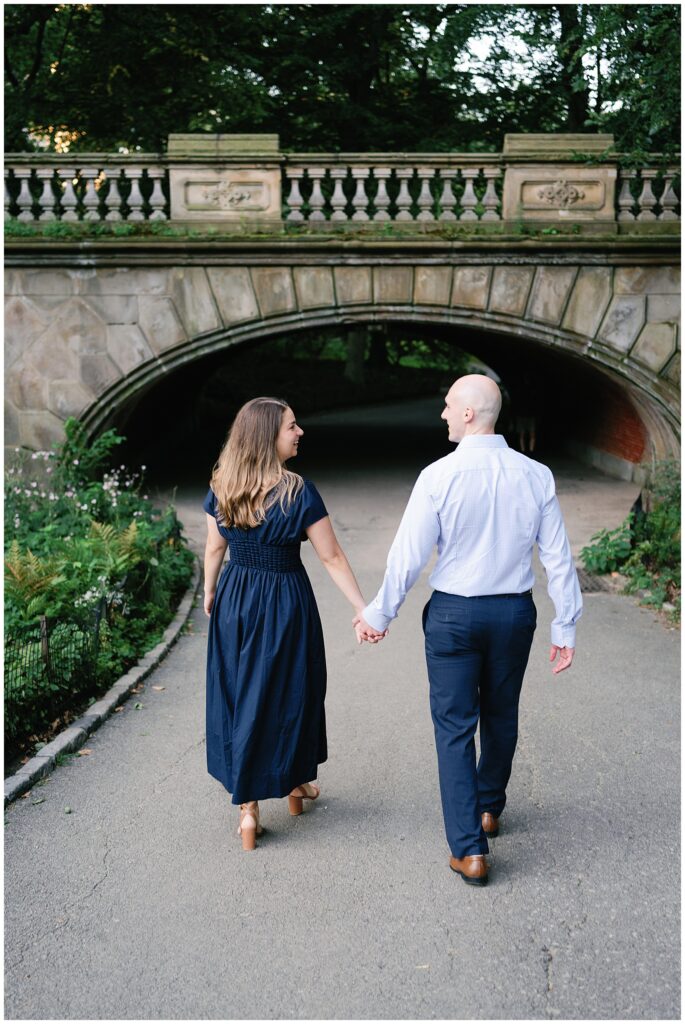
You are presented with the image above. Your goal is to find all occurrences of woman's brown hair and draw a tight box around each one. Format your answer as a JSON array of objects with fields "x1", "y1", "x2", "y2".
[{"x1": 209, "y1": 397, "x2": 303, "y2": 529}]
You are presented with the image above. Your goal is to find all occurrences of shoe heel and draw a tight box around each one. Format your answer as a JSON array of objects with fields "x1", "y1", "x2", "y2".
[
  {"x1": 241, "y1": 825, "x2": 256, "y2": 851},
  {"x1": 288, "y1": 795, "x2": 303, "y2": 816}
]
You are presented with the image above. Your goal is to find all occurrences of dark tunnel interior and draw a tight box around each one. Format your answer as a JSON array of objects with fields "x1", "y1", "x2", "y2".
[{"x1": 110, "y1": 322, "x2": 647, "y2": 489}]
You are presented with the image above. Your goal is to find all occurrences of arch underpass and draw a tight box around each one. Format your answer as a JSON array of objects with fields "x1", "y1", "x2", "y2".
[{"x1": 5, "y1": 251, "x2": 680, "y2": 482}]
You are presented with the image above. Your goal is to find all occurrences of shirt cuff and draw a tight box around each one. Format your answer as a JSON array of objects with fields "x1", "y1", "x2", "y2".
[
  {"x1": 362, "y1": 603, "x2": 391, "y2": 633},
  {"x1": 551, "y1": 624, "x2": 576, "y2": 649}
]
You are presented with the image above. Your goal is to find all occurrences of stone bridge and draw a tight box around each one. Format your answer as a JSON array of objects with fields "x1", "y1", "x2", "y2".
[{"x1": 5, "y1": 134, "x2": 680, "y2": 480}]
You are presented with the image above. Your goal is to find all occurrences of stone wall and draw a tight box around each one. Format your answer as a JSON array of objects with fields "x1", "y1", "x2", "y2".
[{"x1": 4, "y1": 255, "x2": 680, "y2": 476}]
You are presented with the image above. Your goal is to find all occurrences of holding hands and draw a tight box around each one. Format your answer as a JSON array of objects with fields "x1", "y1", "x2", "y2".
[{"x1": 353, "y1": 612, "x2": 388, "y2": 646}]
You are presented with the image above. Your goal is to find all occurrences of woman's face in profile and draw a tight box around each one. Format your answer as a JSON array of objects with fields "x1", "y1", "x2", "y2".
[{"x1": 275, "y1": 407, "x2": 304, "y2": 463}]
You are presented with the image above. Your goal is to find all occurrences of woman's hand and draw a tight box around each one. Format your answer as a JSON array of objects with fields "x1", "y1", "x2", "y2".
[
  {"x1": 352, "y1": 614, "x2": 387, "y2": 645},
  {"x1": 204, "y1": 591, "x2": 215, "y2": 617}
]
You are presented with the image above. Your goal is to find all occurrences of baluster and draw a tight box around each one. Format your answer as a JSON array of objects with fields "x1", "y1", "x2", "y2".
[
  {"x1": 372, "y1": 167, "x2": 391, "y2": 221},
  {"x1": 16, "y1": 169, "x2": 35, "y2": 222},
  {"x1": 5, "y1": 175, "x2": 12, "y2": 220},
  {"x1": 104, "y1": 169, "x2": 123, "y2": 220},
  {"x1": 307, "y1": 167, "x2": 326, "y2": 221},
  {"x1": 286, "y1": 169, "x2": 305, "y2": 221},
  {"x1": 459, "y1": 169, "x2": 479, "y2": 220},
  {"x1": 148, "y1": 166, "x2": 167, "y2": 220},
  {"x1": 125, "y1": 166, "x2": 145, "y2": 220},
  {"x1": 416, "y1": 167, "x2": 436, "y2": 221},
  {"x1": 481, "y1": 167, "x2": 501, "y2": 220},
  {"x1": 438, "y1": 170, "x2": 457, "y2": 221},
  {"x1": 658, "y1": 169, "x2": 679, "y2": 221},
  {"x1": 81, "y1": 166, "x2": 101, "y2": 221},
  {"x1": 637, "y1": 170, "x2": 658, "y2": 221},
  {"x1": 329, "y1": 168, "x2": 348, "y2": 221},
  {"x1": 58, "y1": 168, "x2": 79, "y2": 220},
  {"x1": 350, "y1": 168, "x2": 370, "y2": 221},
  {"x1": 395, "y1": 168, "x2": 414, "y2": 221},
  {"x1": 617, "y1": 172, "x2": 636, "y2": 221},
  {"x1": 36, "y1": 168, "x2": 57, "y2": 221}
]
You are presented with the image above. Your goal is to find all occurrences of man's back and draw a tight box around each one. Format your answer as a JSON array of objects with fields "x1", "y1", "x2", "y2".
[{"x1": 421, "y1": 435, "x2": 553, "y2": 597}]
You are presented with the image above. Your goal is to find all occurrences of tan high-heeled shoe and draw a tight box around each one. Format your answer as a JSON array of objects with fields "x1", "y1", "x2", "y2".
[
  {"x1": 237, "y1": 801, "x2": 263, "y2": 851},
  {"x1": 288, "y1": 781, "x2": 321, "y2": 816}
]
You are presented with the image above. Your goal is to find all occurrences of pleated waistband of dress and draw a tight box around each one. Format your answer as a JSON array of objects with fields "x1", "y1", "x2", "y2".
[{"x1": 228, "y1": 539, "x2": 303, "y2": 572}]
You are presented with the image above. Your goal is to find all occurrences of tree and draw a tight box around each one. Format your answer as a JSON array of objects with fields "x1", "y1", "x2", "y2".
[{"x1": 4, "y1": 4, "x2": 680, "y2": 155}]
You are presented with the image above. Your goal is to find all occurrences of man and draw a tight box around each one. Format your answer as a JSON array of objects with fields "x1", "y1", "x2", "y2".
[{"x1": 355, "y1": 375, "x2": 582, "y2": 886}]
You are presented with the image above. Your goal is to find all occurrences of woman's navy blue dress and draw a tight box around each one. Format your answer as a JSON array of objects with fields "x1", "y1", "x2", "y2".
[{"x1": 203, "y1": 480, "x2": 328, "y2": 804}]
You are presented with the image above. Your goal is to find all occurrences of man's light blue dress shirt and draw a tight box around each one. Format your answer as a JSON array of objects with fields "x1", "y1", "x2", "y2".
[{"x1": 362, "y1": 435, "x2": 583, "y2": 647}]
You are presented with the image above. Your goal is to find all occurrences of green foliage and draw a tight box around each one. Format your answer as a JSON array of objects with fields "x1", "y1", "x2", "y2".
[
  {"x1": 5, "y1": 421, "x2": 194, "y2": 755},
  {"x1": 4, "y1": 5, "x2": 680, "y2": 156},
  {"x1": 581, "y1": 461, "x2": 681, "y2": 615}
]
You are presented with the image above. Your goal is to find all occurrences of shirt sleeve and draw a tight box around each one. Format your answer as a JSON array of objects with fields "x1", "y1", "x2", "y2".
[
  {"x1": 536, "y1": 472, "x2": 583, "y2": 648},
  {"x1": 362, "y1": 472, "x2": 440, "y2": 632},
  {"x1": 203, "y1": 488, "x2": 216, "y2": 516},
  {"x1": 301, "y1": 480, "x2": 328, "y2": 531}
]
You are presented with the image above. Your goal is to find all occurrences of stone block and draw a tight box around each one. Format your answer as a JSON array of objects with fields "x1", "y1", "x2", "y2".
[
  {"x1": 6, "y1": 269, "x2": 74, "y2": 295},
  {"x1": 168, "y1": 133, "x2": 280, "y2": 156},
  {"x1": 169, "y1": 268, "x2": 222, "y2": 337},
  {"x1": 503, "y1": 133, "x2": 615, "y2": 157},
  {"x1": 503, "y1": 164, "x2": 617, "y2": 221},
  {"x1": 451, "y1": 267, "x2": 491, "y2": 309},
  {"x1": 647, "y1": 294, "x2": 680, "y2": 324},
  {"x1": 26, "y1": 325, "x2": 80, "y2": 381},
  {"x1": 19, "y1": 411, "x2": 65, "y2": 450},
  {"x1": 47, "y1": 379, "x2": 95, "y2": 420},
  {"x1": 87, "y1": 295, "x2": 139, "y2": 324},
  {"x1": 169, "y1": 166, "x2": 282, "y2": 222},
  {"x1": 664, "y1": 351, "x2": 680, "y2": 386},
  {"x1": 373, "y1": 267, "x2": 413, "y2": 304},
  {"x1": 6, "y1": 361, "x2": 49, "y2": 411},
  {"x1": 334, "y1": 267, "x2": 372, "y2": 305},
  {"x1": 106, "y1": 325, "x2": 154, "y2": 376},
  {"x1": 80, "y1": 353, "x2": 122, "y2": 395},
  {"x1": 51, "y1": 298, "x2": 107, "y2": 356},
  {"x1": 251, "y1": 268, "x2": 297, "y2": 317},
  {"x1": 5, "y1": 400, "x2": 20, "y2": 445},
  {"x1": 38, "y1": 727, "x2": 87, "y2": 760},
  {"x1": 614, "y1": 266, "x2": 680, "y2": 295},
  {"x1": 598, "y1": 296, "x2": 646, "y2": 352},
  {"x1": 489, "y1": 267, "x2": 534, "y2": 316},
  {"x1": 4, "y1": 297, "x2": 49, "y2": 368},
  {"x1": 631, "y1": 323, "x2": 678, "y2": 372},
  {"x1": 81, "y1": 268, "x2": 169, "y2": 296},
  {"x1": 414, "y1": 267, "x2": 452, "y2": 306},
  {"x1": 138, "y1": 296, "x2": 187, "y2": 354},
  {"x1": 526, "y1": 266, "x2": 577, "y2": 324},
  {"x1": 294, "y1": 267, "x2": 335, "y2": 309},
  {"x1": 562, "y1": 267, "x2": 613, "y2": 338},
  {"x1": 206, "y1": 267, "x2": 260, "y2": 324}
]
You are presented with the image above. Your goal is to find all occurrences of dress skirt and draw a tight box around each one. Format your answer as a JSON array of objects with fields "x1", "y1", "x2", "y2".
[{"x1": 203, "y1": 480, "x2": 328, "y2": 804}]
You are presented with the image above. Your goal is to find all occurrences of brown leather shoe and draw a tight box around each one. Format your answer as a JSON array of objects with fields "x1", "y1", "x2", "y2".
[
  {"x1": 481, "y1": 812, "x2": 499, "y2": 838},
  {"x1": 449, "y1": 854, "x2": 488, "y2": 886}
]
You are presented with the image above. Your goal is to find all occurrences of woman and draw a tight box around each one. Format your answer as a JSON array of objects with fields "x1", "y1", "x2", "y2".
[{"x1": 203, "y1": 397, "x2": 374, "y2": 850}]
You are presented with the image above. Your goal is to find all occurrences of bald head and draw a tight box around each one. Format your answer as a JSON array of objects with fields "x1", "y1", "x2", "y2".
[{"x1": 442, "y1": 374, "x2": 502, "y2": 442}]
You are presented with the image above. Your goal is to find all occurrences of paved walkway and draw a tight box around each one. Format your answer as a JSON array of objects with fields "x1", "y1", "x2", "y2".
[{"x1": 5, "y1": 408, "x2": 680, "y2": 1020}]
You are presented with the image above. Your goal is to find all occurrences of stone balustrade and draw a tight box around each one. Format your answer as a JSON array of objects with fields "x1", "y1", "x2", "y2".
[{"x1": 4, "y1": 134, "x2": 681, "y2": 227}]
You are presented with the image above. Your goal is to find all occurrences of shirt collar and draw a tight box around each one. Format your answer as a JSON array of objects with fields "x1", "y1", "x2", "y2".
[{"x1": 455, "y1": 434, "x2": 509, "y2": 449}]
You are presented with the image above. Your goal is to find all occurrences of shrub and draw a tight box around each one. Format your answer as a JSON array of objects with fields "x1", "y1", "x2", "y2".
[
  {"x1": 4, "y1": 419, "x2": 194, "y2": 762},
  {"x1": 581, "y1": 460, "x2": 680, "y2": 617}
]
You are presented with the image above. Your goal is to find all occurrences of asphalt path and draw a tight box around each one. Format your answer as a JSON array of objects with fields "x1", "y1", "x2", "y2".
[{"x1": 4, "y1": 401, "x2": 680, "y2": 1020}]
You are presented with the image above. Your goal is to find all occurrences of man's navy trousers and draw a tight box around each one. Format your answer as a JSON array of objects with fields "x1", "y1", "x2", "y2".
[{"x1": 423, "y1": 589, "x2": 537, "y2": 859}]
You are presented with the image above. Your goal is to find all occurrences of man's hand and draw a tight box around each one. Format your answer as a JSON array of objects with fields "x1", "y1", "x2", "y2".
[
  {"x1": 549, "y1": 645, "x2": 574, "y2": 674},
  {"x1": 352, "y1": 614, "x2": 387, "y2": 645}
]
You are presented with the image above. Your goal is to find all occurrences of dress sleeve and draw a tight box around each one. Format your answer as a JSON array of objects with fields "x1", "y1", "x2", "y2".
[
  {"x1": 202, "y1": 488, "x2": 216, "y2": 516},
  {"x1": 301, "y1": 480, "x2": 328, "y2": 530}
]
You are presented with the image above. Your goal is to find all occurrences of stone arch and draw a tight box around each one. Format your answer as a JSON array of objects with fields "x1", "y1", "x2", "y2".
[{"x1": 5, "y1": 260, "x2": 679, "y2": 476}]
